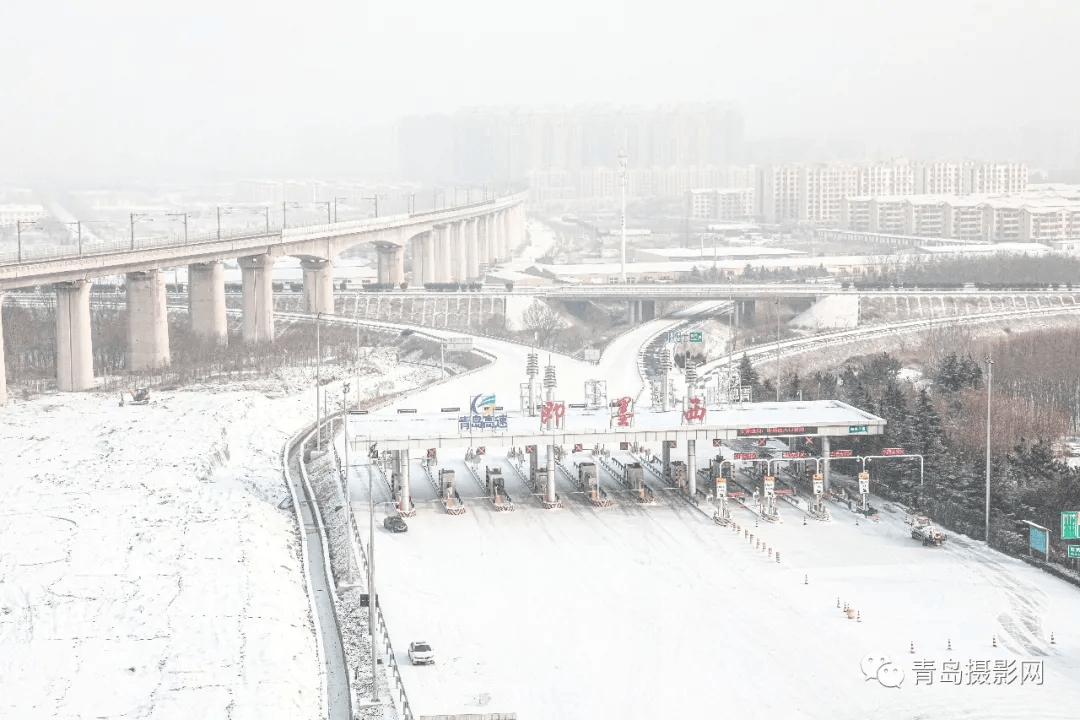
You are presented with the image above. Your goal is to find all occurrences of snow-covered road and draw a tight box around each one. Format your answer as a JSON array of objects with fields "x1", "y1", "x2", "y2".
[{"x1": 346, "y1": 302, "x2": 1080, "y2": 719}]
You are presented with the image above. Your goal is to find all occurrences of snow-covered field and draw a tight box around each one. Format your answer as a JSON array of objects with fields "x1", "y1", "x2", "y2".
[{"x1": 0, "y1": 358, "x2": 442, "y2": 719}]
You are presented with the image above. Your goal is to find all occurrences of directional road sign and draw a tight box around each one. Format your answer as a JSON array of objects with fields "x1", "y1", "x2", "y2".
[{"x1": 1063, "y1": 511, "x2": 1080, "y2": 540}]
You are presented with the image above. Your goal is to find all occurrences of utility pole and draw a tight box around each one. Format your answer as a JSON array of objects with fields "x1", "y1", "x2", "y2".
[
  {"x1": 368, "y1": 452, "x2": 379, "y2": 703},
  {"x1": 618, "y1": 149, "x2": 628, "y2": 283},
  {"x1": 318, "y1": 201, "x2": 331, "y2": 224},
  {"x1": 282, "y1": 201, "x2": 288, "y2": 230},
  {"x1": 130, "y1": 213, "x2": 151, "y2": 251},
  {"x1": 355, "y1": 294, "x2": 362, "y2": 410},
  {"x1": 166, "y1": 212, "x2": 188, "y2": 244},
  {"x1": 65, "y1": 221, "x2": 82, "y2": 256},
  {"x1": 316, "y1": 312, "x2": 323, "y2": 450},
  {"x1": 334, "y1": 197, "x2": 348, "y2": 223},
  {"x1": 775, "y1": 298, "x2": 781, "y2": 401},
  {"x1": 985, "y1": 355, "x2": 994, "y2": 544},
  {"x1": 364, "y1": 194, "x2": 381, "y2": 218},
  {"x1": 217, "y1": 206, "x2": 223, "y2": 240}
]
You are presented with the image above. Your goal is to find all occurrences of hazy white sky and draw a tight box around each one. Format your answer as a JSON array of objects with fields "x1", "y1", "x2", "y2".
[{"x1": 2, "y1": 0, "x2": 1078, "y2": 181}]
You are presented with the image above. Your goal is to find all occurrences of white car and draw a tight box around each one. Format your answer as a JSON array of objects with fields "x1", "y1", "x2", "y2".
[{"x1": 408, "y1": 641, "x2": 435, "y2": 665}]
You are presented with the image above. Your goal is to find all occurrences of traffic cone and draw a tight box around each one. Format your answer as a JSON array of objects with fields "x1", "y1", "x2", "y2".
[
  {"x1": 837, "y1": 597, "x2": 841, "y2": 608},
  {"x1": 910, "y1": 641, "x2": 915, "y2": 654},
  {"x1": 992, "y1": 635, "x2": 997, "y2": 648},
  {"x1": 803, "y1": 516, "x2": 807, "y2": 525},
  {"x1": 776, "y1": 552, "x2": 780, "y2": 564},
  {"x1": 857, "y1": 611, "x2": 861, "y2": 622},
  {"x1": 947, "y1": 639, "x2": 952, "y2": 651},
  {"x1": 1051, "y1": 632, "x2": 1055, "y2": 644},
  {"x1": 856, "y1": 518, "x2": 860, "y2": 526},
  {"x1": 755, "y1": 519, "x2": 759, "y2": 527}
]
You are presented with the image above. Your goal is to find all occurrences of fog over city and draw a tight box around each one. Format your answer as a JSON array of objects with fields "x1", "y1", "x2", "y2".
[{"x1": 2, "y1": 0, "x2": 1079, "y2": 182}]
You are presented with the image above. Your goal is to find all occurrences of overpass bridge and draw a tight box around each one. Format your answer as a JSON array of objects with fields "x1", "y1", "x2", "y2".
[{"x1": 0, "y1": 193, "x2": 526, "y2": 404}]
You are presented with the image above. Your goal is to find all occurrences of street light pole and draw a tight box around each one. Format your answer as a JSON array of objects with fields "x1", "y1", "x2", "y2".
[
  {"x1": 316, "y1": 312, "x2": 323, "y2": 450},
  {"x1": 334, "y1": 197, "x2": 348, "y2": 223},
  {"x1": 985, "y1": 355, "x2": 994, "y2": 544},
  {"x1": 355, "y1": 293, "x2": 362, "y2": 410},
  {"x1": 618, "y1": 149, "x2": 628, "y2": 284},
  {"x1": 775, "y1": 298, "x2": 781, "y2": 401},
  {"x1": 318, "y1": 201, "x2": 331, "y2": 224},
  {"x1": 368, "y1": 452, "x2": 379, "y2": 702}
]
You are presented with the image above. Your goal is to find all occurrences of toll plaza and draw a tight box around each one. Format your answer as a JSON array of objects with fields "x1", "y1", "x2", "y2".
[{"x1": 350, "y1": 400, "x2": 886, "y2": 515}]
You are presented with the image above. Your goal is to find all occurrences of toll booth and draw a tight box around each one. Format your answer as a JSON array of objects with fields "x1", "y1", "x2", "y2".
[
  {"x1": 624, "y1": 462, "x2": 645, "y2": 494},
  {"x1": 578, "y1": 462, "x2": 598, "y2": 495},
  {"x1": 436, "y1": 468, "x2": 465, "y2": 515},
  {"x1": 532, "y1": 466, "x2": 549, "y2": 492},
  {"x1": 670, "y1": 460, "x2": 687, "y2": 489},
  {"x1": 485, "y1": 467, "x2": 506, "y2": 496}
]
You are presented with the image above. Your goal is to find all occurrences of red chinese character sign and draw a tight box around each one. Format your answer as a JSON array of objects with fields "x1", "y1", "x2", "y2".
[
  {"x1": 610, "y1": 396, "x2": 635, "y2": 428},
  {"x1": 540, "y1": 401, "x2": 565, "y2": 430},
  {"x1": 682, "y1": 397, "x2": 707, "y2": 425},
  {"x1": 573, "y1": 443, "x2": 583, "y2": 453}
]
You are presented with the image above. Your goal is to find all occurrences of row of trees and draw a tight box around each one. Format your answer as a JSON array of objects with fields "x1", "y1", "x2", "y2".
[
  {"x1": 755, "y1": 344, "x2": 1080, "y2": 566},
  {"x1": 850, "y1": 253, "x2": 1080, "y2": 287}
]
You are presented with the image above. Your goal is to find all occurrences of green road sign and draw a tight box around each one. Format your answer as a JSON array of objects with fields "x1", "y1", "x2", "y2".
[
  {"x1": 1069, "y1": 545, "x2": 1080, "y2": 559},
  {"x1": 1063, "y1": 511, "x2": 1080, "y2": 540},
  {"x1": 690, "y1": 331, "x2": 703, "y2": 343},
  {"x1": 848, "y1": 425, "x2": 868, "y2": 434}
]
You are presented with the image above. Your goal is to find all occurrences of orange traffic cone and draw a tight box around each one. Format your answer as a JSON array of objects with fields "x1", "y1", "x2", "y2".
[
  {"x1": 947, "y1": 639, "x2": 952, "y2": 651},
  {"x1": 910, "y1": 641, "x2": 915, "y2": 654},
  {"x1": 1051, "y1": 632, "x2": 1055, "y2": 644},
  {"x1": 992, "y1": 635, "x2": 997, "y2": 648}
]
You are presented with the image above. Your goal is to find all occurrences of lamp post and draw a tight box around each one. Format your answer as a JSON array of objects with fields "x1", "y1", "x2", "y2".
[
  {"x1": 618, "y1": 149, "x2": 628, "y2": 283},
  {"x1": 316, "y1": 311, "x2": 324, "y2": 450},
  {"x1": 985, "y1": 355, "x2": 994, "y2": 544},
  {"x1": 129, "y1": 213, "x2": 152, "y2": 251},
  {"x1": 333, "y1": 197, "x2": 348, "y2": 223},
  {"x1": 775, "y1": 298, "x2": 781, "y2": 401},
  {"x1": 317, "y1": 201, "x2": 331, "y2": 224},
  {"x1": 355, "y1": 293, "x2": 366, "y2": 410},
  {"x1": 165, "y1": 212, "x2": 188, "y2": 244}
]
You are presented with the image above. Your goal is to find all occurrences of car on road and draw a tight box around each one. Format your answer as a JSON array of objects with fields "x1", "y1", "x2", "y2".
[
  {"x1": 408, "y1": 641, "x2": 435, "y2": 665},
  {"x1": 383, "y1": 515, "x2": 408, "y2": 533}
]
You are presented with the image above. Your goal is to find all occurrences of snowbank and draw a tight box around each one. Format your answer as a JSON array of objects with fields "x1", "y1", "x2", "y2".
[{"x1": 791, "y1": 294, "x2": 860, "y2": 329}]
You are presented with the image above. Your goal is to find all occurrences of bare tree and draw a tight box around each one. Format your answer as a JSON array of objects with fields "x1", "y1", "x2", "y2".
[{"x1": 520, "y1": 300, "x2": 566, "y2": 347}]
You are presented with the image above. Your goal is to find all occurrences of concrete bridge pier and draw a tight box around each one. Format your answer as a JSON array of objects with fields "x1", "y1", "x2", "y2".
[
  {"x1": 501, "y1": 209, "x2": 511, "y2": 259},
  {"x1": 822, "y1": 436, "x2": 831, "y2": 492},
  {"x1": 422, "y1": 231, "x2": 436, "y2": 285},
  {"x1": 239, "y1": 254, "x2": 275, "y2": 343},
  {"x1": 0, "y1": 293, "x2": 6, "y2": 403},
  {"x1": 642, "y1": 300, "x2": 656, "y2": 320},
  {"x1": 479, "y1": 217, "x2": 491, "y2": 272},
  {"x1": 466, "y1": 218, "x2": 479, "y2": 281},
  {"x1": 55, "y1": 280, "x2": 95, "y2": 391},
  {"x1": 436, "y1": 225, "x2": 453, "y2": 283},
  {"x1": 455, "y1": 222, "x2": 469, "y2": 283},
  {"x1": 302, "y1": 259, "x2": 335, "y2": 315},
  {"x1": 410, "y1": 236, "x2": 424, "y2": 288},
  {"x1": 188, "y1": 261, "x2": 227, "y2": 345},
  {"x1": 736, "y1": 299, "x2": 756, "y2": 325},
  {"x1": 375, "y1": 247, "x2": 404, "y2": 287},
  {"x1": 126, "y1": 270, "x2": 170, "y2": 371}
]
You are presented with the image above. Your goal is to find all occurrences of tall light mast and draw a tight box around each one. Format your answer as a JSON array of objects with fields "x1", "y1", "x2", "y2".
[{"x1": 618, "y1": 149, "x2": 628, "y2": 283}]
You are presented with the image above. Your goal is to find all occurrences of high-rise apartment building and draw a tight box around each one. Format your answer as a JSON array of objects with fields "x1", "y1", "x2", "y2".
[{"x1": 396, "y1": 103, "x2": 745, "y2": 184}]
